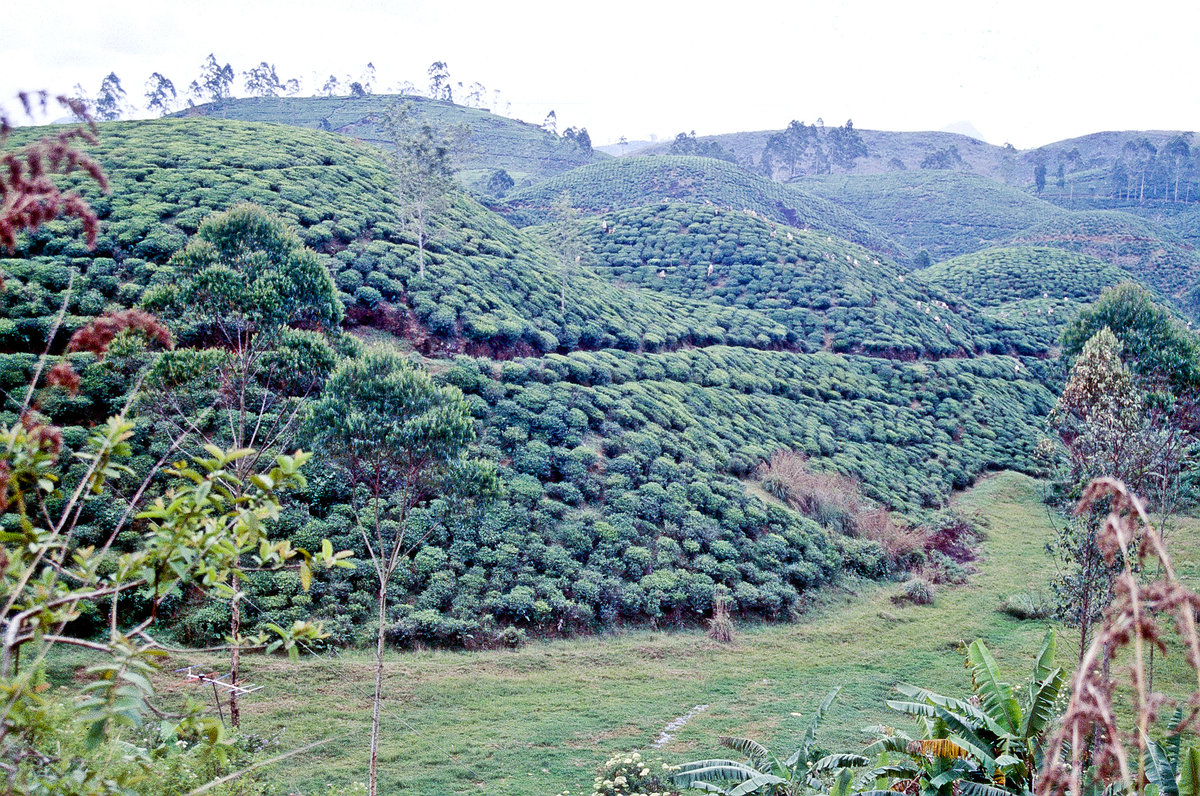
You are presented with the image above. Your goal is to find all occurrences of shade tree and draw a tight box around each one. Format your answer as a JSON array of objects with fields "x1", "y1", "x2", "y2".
[
  {"x1": 385, "y1": 102, "x2": 460, "y2": 280},
  {"x1": 243, "y1": 61, "x2": 285, "y2": 97},
  {"x1": 427, "y1": 60, "x2": 452, "y2": 101},
  {"x1": 303, "y1": 350, "x2": 488, "y2": 796}
]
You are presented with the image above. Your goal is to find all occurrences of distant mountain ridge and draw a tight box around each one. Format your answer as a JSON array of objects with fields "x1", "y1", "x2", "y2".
[{"x1": 617, "y1": 126, "x2": 1195, "y2": 188}]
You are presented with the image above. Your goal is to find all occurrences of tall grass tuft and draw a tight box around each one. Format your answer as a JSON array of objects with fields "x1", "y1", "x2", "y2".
[
  {"x1": 707, "y1": 591, "x2": 735, "y2": 643},
  {"x1": 759, "y1": 450, "x2": 863, "y2": 532},
  {"x1": 1037, "y1": 477, "x2": 1200, "y2": 796}
]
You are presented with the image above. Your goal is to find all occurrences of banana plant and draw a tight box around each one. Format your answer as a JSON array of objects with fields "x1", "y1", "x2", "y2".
[
  {"x1": 1142, "y1": 711, "x2": 1200, "y2": 796},
  {"x1": 862, "y1": 629, "x2": 1066, "y2": 796},
  {"x1": 672, "y1": 687, "x2": 869, "y2": 795}
]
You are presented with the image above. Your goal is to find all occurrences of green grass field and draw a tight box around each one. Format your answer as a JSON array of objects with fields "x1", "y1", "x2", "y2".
[
  {"x1": 41, "y1": 471, "x2": 1200, "y2": 794},
  {"x1": 73, "y1": 469, "x2": 1194, "y2": 795}
]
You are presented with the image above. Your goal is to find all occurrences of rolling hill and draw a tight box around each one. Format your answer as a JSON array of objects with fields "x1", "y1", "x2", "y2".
[
  {"x1": 622, "y1": 128, "x2": 1020, "y2": 181},
  {"x1": 0, "y1": 115, "x2": 1067, "y2": 641},
  {"x1": 619, "y1": 126, "x2": 1195, "y2": 190},
  {"x1": 173, "y1": 94, "x2": 606, "y2": 189},
  {"x1": 1, "y1": 118, "x2": 813, "y2": 360},
  {"x1": 919, "y1": 246, "x2": 1131, "y2": 351},
  {"x1": 798, "y1": 171, "x2": 1067, "y2": 262},
  {"x1": 554, "y1": 202, "x2": 1021, "y2": 357},
  {"x1": 499, "y1": 156, "x2": 904, "y2": 256},
  {"x1": 1006, "y1": 210, "x2": 1200, "y2": 316}
]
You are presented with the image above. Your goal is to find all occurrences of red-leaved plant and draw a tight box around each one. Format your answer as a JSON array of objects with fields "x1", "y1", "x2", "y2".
[{"x1": 1, "y1": 91, "x2": 108, "y2": 254}]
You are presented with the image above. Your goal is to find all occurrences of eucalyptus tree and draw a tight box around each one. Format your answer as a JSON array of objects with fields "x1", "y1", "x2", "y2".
[
  {"x1": 196, "y1": 53, "x2": 235, "y2": 102},
  {"x1": 144, "y1": 71, "x2": 176, "y2": 116},
  {"x1": 385, "y1": 102, "x2": 459, "y2": 280},
  {"x1": 545, "y1": 191, "x2": 587, "y2": 314},
  {"x1": 94, "y1": 72, "x2": 126, "y2": 120},
  {"x1": 243, "y1": 61, "x2": 285, "y2": 97},
  {"x1": 427, "y1": 60, "x2": 452, "y2": 101}
]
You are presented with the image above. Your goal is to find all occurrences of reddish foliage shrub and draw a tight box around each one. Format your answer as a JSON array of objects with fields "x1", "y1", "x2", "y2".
[
  {"x1": 44, "y1": 361, "x2": 81, "y2": 394},
  {"x1": 66, "y1": 309, "x2": 172, "y2": 359},
  {"x1": 1, "y1": 93, "x2": 108, "y2": 253}
]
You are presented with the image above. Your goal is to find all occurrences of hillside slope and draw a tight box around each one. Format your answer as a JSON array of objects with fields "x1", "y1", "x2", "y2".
[
  {"x1": 1, "y1": 115, "x2": 1064, "y2": 643},
  {"x1": 1007, "y1": 210, "x2": 1200, "y2": 315},
  {"x1": 500, "y1": 156, "x2": 903, "y2": 256},
  {"x1": 625, "y1": 128, "x2": 1019, "y2": 180},
  {"x1": 173, "y1": 94, "x2": 605, "y2": 187},
  {"x1": 623, "y1": 127, "x2": 1193, "y2": 189},
  {"x1": 919, "y1": 246, "x2": 1131, "y2": 350},
  {"x1": 798, "y1": 171, "x2": 1067, "y2": 262},
  {"x1": 1, "y1": 118, "x2": 817, "y2": 359},
  {"x1": 552, "y1": 202, "x2": 1026, "y2": 357}
]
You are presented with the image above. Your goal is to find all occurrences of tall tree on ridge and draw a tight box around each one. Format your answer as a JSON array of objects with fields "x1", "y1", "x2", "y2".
[
  {"x1": 243, "y1": 61, "x2": 285, "y2": 97},
  {"x1": 198, "y1": 53, "x2": 235, "y2": 103},
  {"x1": 386, "y1": 102, "x2": 458, "y2": 280},
  {"x1": 144, "y1": 72, "x2": 176, "y2": 116},
  {"x1": 427, "y1": 60, "x2": 452, "y2": 101},
  {"x1": 94, "y1": 72, "x2": 126, "y2": 121}
]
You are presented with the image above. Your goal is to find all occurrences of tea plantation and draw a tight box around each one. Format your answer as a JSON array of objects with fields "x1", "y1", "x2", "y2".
[
  {"x1": 0, "y1": 116, "x2": 1105, "y2": 646},
  {"x1": 499, "y1": 156, "x2": 903, "y2": 256},
  {"x1": 919, "y1": 246, "x2": 1132, "y2": 350},
  {"x1": 0, "y1": 119, "x2": 810, "y2": 360},
  {"x1": 1007, "y1": 210, "x2": 1200, "y2": 315},
  {"x1": 799, "y1": 171, "x2": 1067, "y2": 261},
  {"x1": 551, "y1": 202, "x2": 1029, "y2": 357},
  {"x1": 175, "y1": 93, "x2": 606, "y2": 187},
  {"x1": 230, "y1": 346, "x2": 1055, "y2": 647}
]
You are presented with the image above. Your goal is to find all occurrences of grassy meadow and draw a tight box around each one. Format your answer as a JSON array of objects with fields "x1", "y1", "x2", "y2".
[{"x1": 45, "y1": 470, "x2": 1197, "y2": 795}]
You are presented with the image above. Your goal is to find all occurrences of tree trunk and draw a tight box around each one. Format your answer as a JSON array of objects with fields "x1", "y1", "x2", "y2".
[
  {"x1": 416, "y1": 208, "x2": 426, "y2": 280},
  {"x1": 229, "y1": 579, "x2": 241, "y2": 728},
  {"x1": 369, "y1": 580, "x2": 388, "y2": 796}
]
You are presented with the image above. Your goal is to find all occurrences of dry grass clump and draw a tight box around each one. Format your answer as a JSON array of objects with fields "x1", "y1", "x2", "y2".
[
  {"x1": 1037, "y1": 477, "x2": 1200, "y2": 796},
  {"x1": 999, "y1": 590, "x2": 1056, "y2": 620},
  {"x1": 892, "y1": 577, "x2": 936, "y2": 606},
  {"x1": 706, "y1": 591, "x2": 735, "y2": 643},
  {"x1": 759, "y1": 451, "x2": 981, "y2": 578},
  {"x1": 759, "y1": 451, "x2": 863, "y2": 532},
  {"x1": 857, "y1": 507, "x2": 925, "y2": 561}
]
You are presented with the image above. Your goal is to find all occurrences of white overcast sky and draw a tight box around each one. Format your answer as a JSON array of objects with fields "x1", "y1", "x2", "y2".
[{"x1": 5, "y1": 0, "x2": 1199, "y2": 148}]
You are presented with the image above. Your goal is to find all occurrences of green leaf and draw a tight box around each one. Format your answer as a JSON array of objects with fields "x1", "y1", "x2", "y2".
[
  {"x1": 960, "y1": 782, "x2": 1016, "y2": 796},
  {"x1": 1030, "y1": 628, "x2": 1058, "y2": 690},
  {"x1": 1146, "y1": 740, "x2": 1180, "y2": 796},
  {"x1": 810, "y1": 753, "x2": 870, "y2": 773},
  {"x1": 967, "y1": 639, "x2": 1020, "y2": 735},
  {"x1": 1021, "y1": 669, "x2": 1064, "y2": 740},
  {"x1": 673, "y1": 760, "x2": 762, "y2": 788},
  {"x1": 299, "y1": 559, "x2": 313, "y2": 592},
  {"x1": 803, "y1": 686, "x2": 841, "y2": 760},
  {"x1": 720, "y1": 736, "x2": 772, "y2": 772},
  {"x1": 1179, "y1": 747, "x2": 1200, "y2": 796},
  {"x1": 727, "y1": 773, "x2": 787, "y2": 795}
]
